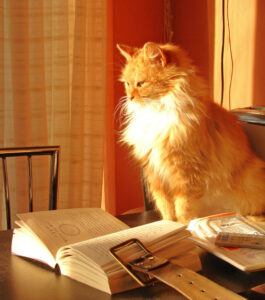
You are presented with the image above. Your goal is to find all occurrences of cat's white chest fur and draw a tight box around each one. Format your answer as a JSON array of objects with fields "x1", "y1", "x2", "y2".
[{"x1": 122, "y1": 94, "x2": 179, "y2": 159}]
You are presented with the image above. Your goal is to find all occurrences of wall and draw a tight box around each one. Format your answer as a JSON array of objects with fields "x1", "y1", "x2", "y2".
[
  {"x1": 172, "y1": 0, "x2": 211, "y2": 82},
  {"x1": 211, "y1": 0, "x2": 265, "y2": 109},
  {"x1": 253, "y1": 0, "x2": 265, "y2": 106},
  {"x1": 172, "y1": 0, "x2": 265, "y2": 109},
  {"x1": 107, "y1": 0, "x2": 165, "y2": 214}
]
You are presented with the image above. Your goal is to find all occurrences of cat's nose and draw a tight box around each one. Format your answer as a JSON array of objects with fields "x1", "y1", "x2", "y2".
[{"x1": 129, "y1": 89, "x2": 139, "y2": 100}]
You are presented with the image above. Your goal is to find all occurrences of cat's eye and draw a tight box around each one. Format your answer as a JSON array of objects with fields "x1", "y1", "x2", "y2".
[
  {"x1": 136, "y1": 81, "x2": 145, "y2": 87},
  {"x1": 125, "y1": 82, "x2": 130, "y2": 86}
]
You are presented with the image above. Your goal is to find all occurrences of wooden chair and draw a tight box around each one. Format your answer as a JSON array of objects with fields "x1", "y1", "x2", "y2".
[{"x1": 0, "y1": 146, "x2": 60, "y2": 229}]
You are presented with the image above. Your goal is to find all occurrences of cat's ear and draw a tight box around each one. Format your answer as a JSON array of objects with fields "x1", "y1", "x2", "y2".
[
  {"x1": 117, "y1": 44, "x2": 137, "y2": 61},
  {"x1": 143, "y1": 42, "x2": 167, "y2": 67}
]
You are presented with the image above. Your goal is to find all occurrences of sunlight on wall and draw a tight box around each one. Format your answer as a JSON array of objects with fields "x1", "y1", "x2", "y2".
[{"x1": 213, "y1": 0, "x2": 257, "y2": 110}]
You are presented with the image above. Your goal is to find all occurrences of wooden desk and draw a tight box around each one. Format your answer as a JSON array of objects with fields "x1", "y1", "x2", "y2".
[{"x1": 1, "y1": 211, "x2": 265, "y2": 300}]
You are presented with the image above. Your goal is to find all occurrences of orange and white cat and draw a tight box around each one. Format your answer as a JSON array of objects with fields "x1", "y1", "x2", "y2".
[{"x1": 117, "y1": 42, "x2": 265, "y2": 223}]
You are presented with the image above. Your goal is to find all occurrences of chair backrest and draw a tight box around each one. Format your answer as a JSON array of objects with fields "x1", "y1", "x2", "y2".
[
  {"x1": 233, "y1": 107, "x2": 265, "y2": 161},
  {"x1": 0, "y1": 145, "x2": 60, "y2": 229}
]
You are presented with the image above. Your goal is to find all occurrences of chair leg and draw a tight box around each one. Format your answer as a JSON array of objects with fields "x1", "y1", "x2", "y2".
[
  {"x1": 27, "y1": 155, "x2": 33, "y2": 212},
  {"x1": 2, "y1": 157, "x2": 11, "y2": 229},
  {"x1": 49, "y1": 151, "x2": 59, "y2": 210}
]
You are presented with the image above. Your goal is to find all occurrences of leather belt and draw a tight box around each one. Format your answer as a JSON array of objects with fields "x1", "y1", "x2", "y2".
[{"x1": 110, "y1": 238, "x2": 246, "y2": 300}]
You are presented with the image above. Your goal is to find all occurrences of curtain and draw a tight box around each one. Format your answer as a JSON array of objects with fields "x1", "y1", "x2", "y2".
[{"x1": 0, "y1": 0, "x2": 107, "y2": 229}]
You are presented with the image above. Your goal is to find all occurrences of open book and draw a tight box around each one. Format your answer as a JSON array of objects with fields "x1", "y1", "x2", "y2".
[
  {"x1": 12, "y1": 208, "x2": 200, "y2": 294},
  {"x1": 188, "y1": 212, "x2": 265, "y2": 272}
]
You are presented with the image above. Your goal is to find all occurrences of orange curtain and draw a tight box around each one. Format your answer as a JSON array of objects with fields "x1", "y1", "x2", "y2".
[{"x1": 0, "y1": 0, "x2": 107, "y2": 229}]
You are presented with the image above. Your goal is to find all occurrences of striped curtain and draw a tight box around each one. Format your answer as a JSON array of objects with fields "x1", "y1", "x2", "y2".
[{"x1": 0, "y1": 0, "x2": 107, "y2": 229}]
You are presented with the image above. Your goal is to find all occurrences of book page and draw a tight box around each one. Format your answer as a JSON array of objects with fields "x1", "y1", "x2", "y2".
[
  {"x1": 57, "y1": 220, "x2": 187, "y2": 273},
  {"x1": 12, "y1": 225, "x2": 57, "y2": 268},
  {"x1": 17, "y1": 208, "x2": 128, "y2": 257},
  {"x1": 188, "y1": 213, "x2": 265, "y2": 271}
]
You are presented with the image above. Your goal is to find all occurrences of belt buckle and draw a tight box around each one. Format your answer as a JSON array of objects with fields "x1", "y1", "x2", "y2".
[
  {"x1": 109, "y1": 238, "x2": 169, "y2": 286},
  {"x1": 110, "y1": 240, "x2": 246, "y2": 300}
]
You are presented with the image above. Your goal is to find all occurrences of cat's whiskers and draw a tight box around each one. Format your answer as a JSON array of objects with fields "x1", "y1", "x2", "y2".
[{"x1": 115, "y1": 96, "x2": 129, "y2": 124}]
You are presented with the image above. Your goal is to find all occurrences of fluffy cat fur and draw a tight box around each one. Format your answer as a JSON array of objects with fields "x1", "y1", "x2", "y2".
[{"x1": 117, "y1": 42, "x2": 265, "y2": 223}]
